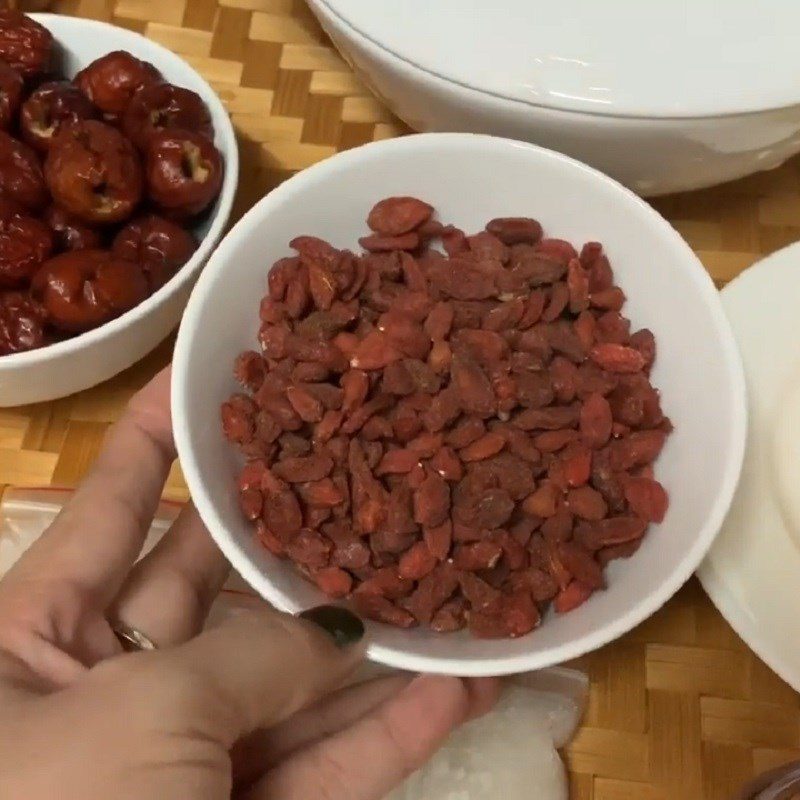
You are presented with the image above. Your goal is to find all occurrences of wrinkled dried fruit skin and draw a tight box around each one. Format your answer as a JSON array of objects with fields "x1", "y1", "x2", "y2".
[
  {"x1": 20, "y1": 81, "x2": 98, "y2": 153},
  {"x1": 0, "y1": 11, "x2": 52, "y2": 77},
  {"x1": 0, "y1": 290, "x2": 46, "y2": 354},
  {"x1": 0, "y1": 207, "x2": 52, "y2": 287},
  {"x1": 112, "y1": 214, "x2": 196, "y2": 291},
  {"x1": 223, "y1": 197, "x2": 671, "y2": 638},
  {"x1": 32, "y1": 248, "x2": 147, "y2": 332},
  {"x1": 122, "y1": 82, "x2": 214, "y2": 150},
  {"x1": 45, "y1": 121, "x2": 143, "y2": 223},
  {"x1": 145, "y1": 129, "x2": 223, "y2": 219},
  {"x1": 44, "y1": 204, "x2": 103, "y2": 253},
  {"x1": 0, "y1": 61, "x2": 22, "y2": 132},
  {"x1": 0, "y1": 131, "x2": 47, "y2": 210},
  {"x1": 75, "y1": 50, "x2": 161, "y2": 116}
]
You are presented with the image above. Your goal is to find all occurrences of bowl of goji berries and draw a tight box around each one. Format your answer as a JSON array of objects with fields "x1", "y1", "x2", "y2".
[{"x1": 173, "y1": 132, "x2": 746, "y2": 676}]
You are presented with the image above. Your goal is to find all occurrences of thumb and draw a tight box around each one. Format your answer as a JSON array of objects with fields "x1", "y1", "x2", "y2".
[{"x1": 111, "y1": 604, "x2": 366, "y2": 747}]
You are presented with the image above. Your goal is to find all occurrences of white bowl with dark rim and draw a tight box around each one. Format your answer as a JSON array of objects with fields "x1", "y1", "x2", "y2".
[
  {"x1": 173, "y1": 133, "x2": 745, "y2": 676},
  {"x1": 0, "y1": 14, "x2": 238, "y2": 407}
]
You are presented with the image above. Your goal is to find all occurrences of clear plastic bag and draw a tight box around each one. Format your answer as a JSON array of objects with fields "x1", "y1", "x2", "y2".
[{"x1": 0, "y1": 486, "x2": 589, "y2": 800}]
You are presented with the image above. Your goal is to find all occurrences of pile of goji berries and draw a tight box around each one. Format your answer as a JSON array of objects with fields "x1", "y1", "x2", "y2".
[{"x1": 221, "y1": 196, "x2": 671, "y2": 639}]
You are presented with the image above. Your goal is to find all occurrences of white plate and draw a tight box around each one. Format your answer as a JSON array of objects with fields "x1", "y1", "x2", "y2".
[
  {"x1": 320, "y1": 0, "x2": 800, "y2": 118},
  {"x1": 698, "y1": 242, "x2": 800, "y2": 691}
]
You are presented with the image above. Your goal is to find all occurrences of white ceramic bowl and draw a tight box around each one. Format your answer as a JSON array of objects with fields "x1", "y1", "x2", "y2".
[
  {"x1": 307, "y1": 0, "x2": 800, "y2": 197},
  {"x1": 0, "y1": 14, "x2": 238, "y2": 407},
  {"x1": 173, "y1": 133, "x2": 746, "y2": 676}
]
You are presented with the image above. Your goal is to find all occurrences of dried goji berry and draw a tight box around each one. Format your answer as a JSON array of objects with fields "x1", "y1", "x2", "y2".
[
  {"x1": 567, "y1": 485, "x2": 608, "y2": 521},
  {"x1": 541, "y1": 507, "x2": 573, "y2": 544},
  {"x1": 522, "y1": 481, "x2": 560, "y2": 518},
  {"x1": 375, "y1": 448, "x2": 420, "y2": 475},
  {"x1": 430, "y1": 598, "x2": 467, "y2": 632},
  {"x1": 590, "y1": 343, "x2": 646, "y2": 374},
  {"x1": 423, "y1": 519, "x2": 452, "y2": 560},
  {"x1": 486, "y1": 216, "x2": 542, "y2": 245},
  {"x1": 459, "y1": 431, "x2": 506, "y2": 462},
  {"x1": 453, "y1": 540, "x2": 503, "y2": 571},
  {"x1": 566, "y1": 258, "x2": 589, "y2": 313},
  {"x1": 350, "y1": 330, "x2": 402, "y2": 370},
  {"x1": 590, "y1": 287, "x2": 626, "y2": 311},
  {"x1": 430, "y1": 446, "x2": 463, "y2": 481},
  {"x1": 239, "y1": 487, "x2": 263, "y2": 520},
  {"x1": 256, "y1": 521, "x2": 285, "y2": 556},
  {"x1": 286, "y1": 385, "x2": 323, "y2": 423},
  {"x1": 558, "y1": 541, "x2": 604, "y2": 589},
  {"x1": 286, "y1": 529, "x2": 332, "y2": 569},
  {"x1": 296, "y1": 478, "x2": 344, "y2": 508},
  {"x1": 367, "y1": 196, "x2": 433, "y2": 236},
  {"x1": 623, "y1": 476, "x2": 669, "y2": 523},
  {"x1": 575, "y1": 516, "x2": 647, "y2": 550},
  {"x1": 398, "y1": 541, "x2": 438, "y2": 580},
  {"x1": 413, "y1": 470, "x2": 450, "y2": 528},
  {"x1": 263, "y1": 488, "x2": 303, "y2": 540},
  {"x1": 609, "y1": 429, "x2": 666, "y2": 470},
  {"x1": 405, "y1": 431, "x2": 442, "y2": 458},
  {"x1": 424, "y1": 301, "x2": 454, "y2": 341},
  {"x1": 580, "y1": 392, "x2": 613, "y2": 448},
  {"x1": 534, "y1": 238, "x2": 578, "y2": 265},
  {"x1": 359, "y1": 232, "x2": 420, "y2": 252},
  {"x1": 441, "y1": 224, "x2": 467, "y2": 256},
  {"x1": 574, "y1": 310, "x2": 597, "y2": 351},
  {"x1": 596, "y1": 311, "x2": 631, "y2": 345},
  {"x1": 542, "y1": 282, "x2": 570, "y2": 322},
  {"x1": 272, "y1": 453, "x2": 333, "y2": 483},
  {"x1": 554, "y1": 580, "x2": 593, "y2": 613},
  {"x1": 353, "y1": 593, "x2": 416, "y2": 626},
  {"x1": 629, "y1": 328, "x2": 656, "y2": 370},
  {"x1": 535, "y1": 429, "x2": 579, "y2": 453},
  {"x1": 459, "y1": 571, "x2": 501, "y2": 610}
]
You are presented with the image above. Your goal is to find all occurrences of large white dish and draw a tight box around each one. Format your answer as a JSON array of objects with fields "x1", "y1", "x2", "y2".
[
  {"x1": 698, "y1": 243, "x2": 800, "y2": 692},
  {"x1": 173, "y1": 133, "x2": 745, "y2": 676},
  {"x1": 0, "y1": 14, "x2": 238, "y2": 407},
  {"x1": 308, "y1": 0, "x2": 800, "y2": 196}
]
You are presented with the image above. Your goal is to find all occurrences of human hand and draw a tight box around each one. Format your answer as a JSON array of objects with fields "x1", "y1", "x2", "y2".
[{"x1": 0, "y1": 367, "x2": 499, "y2": 799}]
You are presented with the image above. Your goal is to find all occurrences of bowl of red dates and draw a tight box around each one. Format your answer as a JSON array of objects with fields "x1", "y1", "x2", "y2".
[
  {"x1": 173, "y1": 133, "x2": 745, "y2": 676},
  {"x1": 0, "y1": 12, "x2": 237, "y2": 406}
]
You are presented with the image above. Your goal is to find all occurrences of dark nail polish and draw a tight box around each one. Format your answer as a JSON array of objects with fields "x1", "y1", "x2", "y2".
[{"x1": 300, "y1": 604, "x2": 364, "y2": 648}]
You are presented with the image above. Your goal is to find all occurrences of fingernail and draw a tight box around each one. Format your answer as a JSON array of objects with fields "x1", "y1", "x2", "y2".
[{"x1": 300, "y1": 604, "x2": 364, "y2": 648}]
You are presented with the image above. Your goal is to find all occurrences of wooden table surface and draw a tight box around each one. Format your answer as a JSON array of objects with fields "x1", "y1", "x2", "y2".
[{"x1": 5, "y1": 2, "x2": 800, "y2": 797}]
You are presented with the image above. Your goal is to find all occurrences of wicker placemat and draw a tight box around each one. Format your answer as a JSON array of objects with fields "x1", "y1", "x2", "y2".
[{"x1": 4, "y1": 2, "x2": 800, "y2": 797}]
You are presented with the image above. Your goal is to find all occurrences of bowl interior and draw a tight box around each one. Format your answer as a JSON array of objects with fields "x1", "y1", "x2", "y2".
[{"x1": 173, "y1": 133, "x2": 745, "y2": 676}]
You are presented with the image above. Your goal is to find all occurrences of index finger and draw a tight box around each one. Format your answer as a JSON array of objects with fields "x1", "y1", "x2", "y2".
[{"x1": 12, "y1": 366, "x2": 176, "y2": 606}]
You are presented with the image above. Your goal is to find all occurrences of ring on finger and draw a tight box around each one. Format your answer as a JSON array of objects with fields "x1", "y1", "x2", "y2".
[{"x1": 110, "y1": 620, "x2": 157, "y2": 652}]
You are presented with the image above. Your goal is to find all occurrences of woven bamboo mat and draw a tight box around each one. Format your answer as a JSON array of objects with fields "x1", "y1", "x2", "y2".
[{"x1": 4, "y1": 2, "x2": 800, "y2": 797}]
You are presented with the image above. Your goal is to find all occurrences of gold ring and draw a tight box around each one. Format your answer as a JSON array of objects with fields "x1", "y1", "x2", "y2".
[{"x1": 111, "y1": 621, "x2": 157, "y2": 652}]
